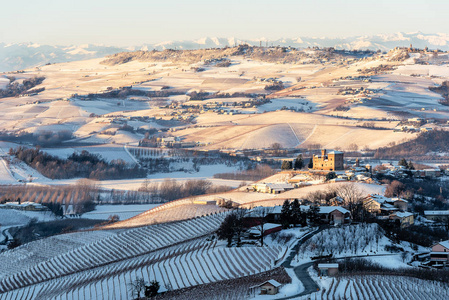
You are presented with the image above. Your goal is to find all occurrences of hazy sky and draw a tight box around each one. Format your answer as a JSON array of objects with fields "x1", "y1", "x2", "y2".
[{"x1": 1, "y1": 0, "x2": 447, "y2": 46}]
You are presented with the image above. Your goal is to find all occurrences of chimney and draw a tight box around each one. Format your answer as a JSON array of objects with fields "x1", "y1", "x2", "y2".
[{"x1": 321, "y1": 149, "x2": 326, "y2": 157}]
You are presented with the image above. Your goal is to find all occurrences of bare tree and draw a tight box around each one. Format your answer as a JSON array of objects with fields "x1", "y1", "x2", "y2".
[
  {"x1": 252, "y1": 207, "x2": 274, "y2": 247},
  {"x1": 128, "y1": 277, "x2": 146, "y2": 299},
  {"x1": 334, "y1": 183, "x2": 364, "y2": 219}
]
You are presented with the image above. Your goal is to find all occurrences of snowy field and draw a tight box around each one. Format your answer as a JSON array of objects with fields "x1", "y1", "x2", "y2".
[
  {"x1": 73, "y1": 97, "x2": 151, "y2": 116},
  {"x1": 255, "y1": 97, "x2": 317, "y2": 113},
  {"x1": 0, "y1": 77, "x2": 9, "y2": 89},
  {"x1": 0, "y1": 49, "x2": 446, "y2": 151},
  {"x1": 42, "y1": 145, "x2": 137, "y2": 164},
  {"x1": 0, "y1": 209, "x2": 56, "y2": 226},
  {"x1": 81, "y1": 204, "x2": 160, "y2": 220}
]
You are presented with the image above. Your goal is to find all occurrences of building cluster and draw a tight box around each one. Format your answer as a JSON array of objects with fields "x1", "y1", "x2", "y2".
[
  {"x1": 362, "y1": 194, "x2": 413, "y2": 227},
  {"x1": 375, "y1": 163, "x2": 443, "y2": 179},
  {"x1": 0, "y1": 201, "x2": 48, "y2": 211}
]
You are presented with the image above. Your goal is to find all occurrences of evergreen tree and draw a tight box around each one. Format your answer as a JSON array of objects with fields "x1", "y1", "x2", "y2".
[
  {"x1": 281, "y1": 160, "x2": 293, "y2": 170},
  {"x1": 294, "y1": 154, "x2": 304, "y2": 170},
  {"x1": 398, "y1": 158, "x2": 408, "y2": 168},
  {"x1": 217, "y1": 214, "x2": 237, "y2": 246},
  {"x1": 308, "y1": 205, "x2": 321, "y2": 225},
  {"x1": 325, "y1": 171, "x2": 337, "y2": 181},
  {"x1": 144, "y1": 280, "x2": 160, "y2": 298},
  {"x1": 280, "y1": 200, "x2": 291, "y2": 228},
  {"x1": 407, "y1": 161, "x2": 415, "y2": 170},
  {"x1": 290, "y1": 199, "x2": 302, "y2": 226},
  {"x1": 308, "y1": 158, "x2": 313, "y2": 169}
]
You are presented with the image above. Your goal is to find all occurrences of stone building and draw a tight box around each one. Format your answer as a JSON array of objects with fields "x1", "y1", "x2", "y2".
[{"x1": 313, "y1": 149, "x2": 344, "y2": 171}]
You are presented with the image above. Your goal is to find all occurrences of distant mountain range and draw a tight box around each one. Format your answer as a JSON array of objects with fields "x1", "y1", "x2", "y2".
[{"x1": 2, "y1": 32, "x2": 449, "y2": 72}]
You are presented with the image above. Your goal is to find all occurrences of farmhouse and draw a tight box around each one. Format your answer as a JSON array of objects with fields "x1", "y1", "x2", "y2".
[
  {"x1": 248, "y1": 223, "x2": 282, "y2": 237},
  {"x1": 250, "y1": 279, "x2": 283, "y2": 295},
  {"x1": 430, "y1": 240, "x2": 449, "y2": 265},
  {"x1": 252, "y1": 183, "x2": 294, "y2": 194},
  {"x1": 318, "y1": 206, "x2": 351, "y2": 225},
  {"x1": 389, "y1": 212, "x2": 414, "y2": 227},
  {"x1": 318, "y1": 263, "x2": 339, "y2": 276},
  {"x1": 362, "y1": 197, "x2": 382, "y2": 214},
  {"x1": 312, "y1": 149, "x2": 344, "y2": 171},
  {"x1": 300, "y1": 206, "x2": 351, "y2": 225},
  {"x1": 362, "y1": 195, "x2": 408, "y2": 215}
]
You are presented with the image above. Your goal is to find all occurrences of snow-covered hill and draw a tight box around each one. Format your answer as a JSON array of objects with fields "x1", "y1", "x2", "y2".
[
  {"x1": 2, "y1": 32, "x2": 449, "y2": 73},
  {"x1": 0, "y1": 43, "x2": 126, "y2": 72}
]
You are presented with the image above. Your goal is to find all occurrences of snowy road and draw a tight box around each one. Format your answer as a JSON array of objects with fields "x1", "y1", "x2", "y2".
[{"x1": 278, "y1": 226, "x2": 326, "y2": 299}]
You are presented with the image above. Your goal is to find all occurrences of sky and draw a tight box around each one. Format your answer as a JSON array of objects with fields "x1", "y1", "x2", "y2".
[{"x1": 0, "y1": 0, "x2": 448, "y2": 46}]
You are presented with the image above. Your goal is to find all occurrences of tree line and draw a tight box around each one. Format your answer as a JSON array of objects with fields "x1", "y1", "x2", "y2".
[
  {"x1": 0, "y1": 76, "x2": 45, "y2": 98},
  {"x1": 138, "y1": 178, "x2": 232, "y2": 202},
  {"x1": 374, "y1": 130, "x2": 449, "y2": 160},
  {"x1": 10, "y1": 147, "x2": 146, "y2": 180}
]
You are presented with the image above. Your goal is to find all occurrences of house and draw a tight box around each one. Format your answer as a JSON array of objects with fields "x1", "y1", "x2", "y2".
[
  {"x1": 250, "y1": 280, "x2": 282, "y2": 295},
  {"x1": 362, "y1": 197, "x2": 382, "y2": 214},
  {"x1": 423, "y1": 169, "x2": 441, "y2": 178},
  {"x1": 248, "y1": 223, "x2": 282, "y2": 238},
  {"x1": 389, "y1": 212, "x2": 414, "y2": 227},
  {"x1": 301, "y1": 206, "x2": 351, "y2": 225},
  {"x1": 266, "y1": 205, "x2": 283, "y2": 223},
  {"x1": 424, "y1": 210, "x2": 449, "y2": 222},
  {"x1": 252, "y1": 183, "x2": 294, "y2": 194},
  {"x1": 312, "y1": 149, "x2": 344, "y2": 171},
  {"x1": 363, "y1": 195, "x2": 408, "y2": 214},
  {"x1": 430, "y1": 240, "x2": 449, "y2": 265},
  {"x1": 318, "y1": 206, "x2": 351, "y2": 225},
  {"x1": 288, "y1": 174, "x2": 311, "y2": 184},
  {"x1": 318, "y1": 263, "x2": 339, "y2": 276},
  {"x1": 390, "y1": 198, "x2": 408, "y2": 211}
]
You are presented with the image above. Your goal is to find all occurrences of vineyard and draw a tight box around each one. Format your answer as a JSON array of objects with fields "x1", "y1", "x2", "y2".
[
  {"x1": 0, "y1": 213, "x2": 227, "y2": 291},
  {"x1": 299, "y1": 275, "x2": 449, "y2": 300},
  {"x1": 0, "y1": 212, "x2": 284, "y2": 300},
  {"x1": 105, "y1": 198, "x2": 228, "y2": 228},
  {"x1": 298, "y1": 224, "x2": 388, "y2": 258}
]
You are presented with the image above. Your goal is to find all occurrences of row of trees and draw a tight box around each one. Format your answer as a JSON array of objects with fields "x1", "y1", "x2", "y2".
[
  {"x1": 139, "y1": 178, "x2": 231, "y2": 202},
  {"x1": 0, "y1": 179, "x2": 97, "y2": 215},
  {"x1": 281, "y1": 154, "x2": 305, "y2": 170},
  {"x1": 10, "y1": 147, "x2": 146, "y2": 180},
  {"x1": 280, "y1": 199, "x2": 309, "y2": 228},
  {"x1": 374, "y1": 130, "x2": 449, "y2": 160},
  {"x1": 398, "y1": 158, "x2": 415, "y2": 170},
  {"x1": 217, "y1": 204, "x2": 323, "y2": 247}
]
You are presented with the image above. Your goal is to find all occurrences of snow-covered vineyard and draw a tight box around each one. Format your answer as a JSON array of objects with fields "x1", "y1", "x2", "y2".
[
  {"x1": 105, "y1": 198, "x2": 228, "y2": 228},
  {"x1": 0, "y1": 213, "x2": 285, "y2": 299},
  {"x1": 300, "y1": 276, "x2": 449, "y2": 300}
]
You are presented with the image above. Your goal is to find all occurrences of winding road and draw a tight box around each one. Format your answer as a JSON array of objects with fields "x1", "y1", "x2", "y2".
[
  {"x1": 278, "y1": 226, "x2": 327, "y2": 299},
  {"x1": 278, "y1": 226, "x2": 400, "y2": 299}
]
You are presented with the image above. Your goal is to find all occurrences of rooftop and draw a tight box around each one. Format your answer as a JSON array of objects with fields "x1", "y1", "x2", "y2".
[{"x1": 424, "y1": 210, "x2": 449, "y2": 216}]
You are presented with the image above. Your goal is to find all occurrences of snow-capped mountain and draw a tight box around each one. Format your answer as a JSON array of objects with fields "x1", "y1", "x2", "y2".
[
  {"x1": 147, "y1": 32, "x2": 449, "y2": 51},
  {"x1": 2, "y1": 32, "x2": 449, "y2": 72},
  {"x1": 0, "y1": 43, "x2": 126, "y2": 72}
]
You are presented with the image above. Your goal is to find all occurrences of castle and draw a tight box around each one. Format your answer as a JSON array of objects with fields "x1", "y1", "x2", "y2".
[{"x1": 312, "y1": 149, "x2": 344, "y2": 171}]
